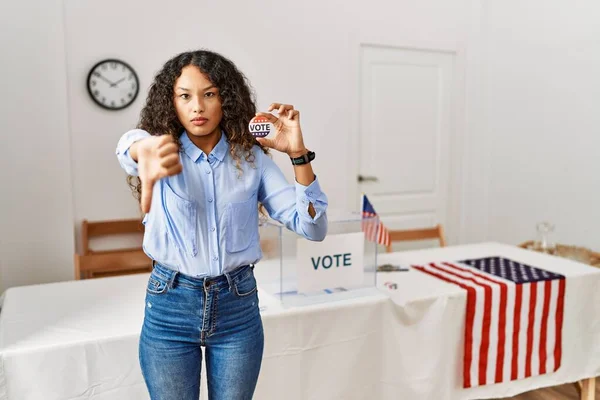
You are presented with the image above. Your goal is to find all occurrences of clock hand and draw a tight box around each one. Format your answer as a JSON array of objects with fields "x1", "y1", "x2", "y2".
[
  {"x1": 96, "y1": 74, "x2": 115, "y2": 86},
  {"x1": 111, "y1": 78, "x2": 126, "y2": 87}
]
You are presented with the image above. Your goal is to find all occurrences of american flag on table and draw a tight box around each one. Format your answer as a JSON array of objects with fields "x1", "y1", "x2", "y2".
[
  {"x1": 413, "y1": 257, "x2": 566, "y2": 388},
  {"x1": 361, "y1": 194, "x2": 390, "y2": 247}
]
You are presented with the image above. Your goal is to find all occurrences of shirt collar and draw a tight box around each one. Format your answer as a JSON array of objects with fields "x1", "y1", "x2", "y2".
[{"x1": 180, "y1": 131, "x2": 228, "y2": 163}]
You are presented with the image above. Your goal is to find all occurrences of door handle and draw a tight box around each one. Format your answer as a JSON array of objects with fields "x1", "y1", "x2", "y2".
[{"x1": 358, "y1": 175, "x2": 378, "y2": 183}]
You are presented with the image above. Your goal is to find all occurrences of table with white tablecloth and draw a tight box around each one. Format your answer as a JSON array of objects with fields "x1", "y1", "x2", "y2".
[
  {"x1": 376, "y1": 243, "x2": 600, "y2": 400},
  {"x1": 1, "y1": 242, "x2": 599, "y2": 400},
  {"x1": 0, "y1": 265, "x2": 389, "y2": 400}
]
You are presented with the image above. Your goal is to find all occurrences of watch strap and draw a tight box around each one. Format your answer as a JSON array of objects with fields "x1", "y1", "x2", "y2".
[{"x1": 290, "y1": 151, "x2": 315, "y2": 165}]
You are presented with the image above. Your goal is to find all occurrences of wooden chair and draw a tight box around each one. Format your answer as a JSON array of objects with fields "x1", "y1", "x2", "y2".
[
  {"x1": 385, "y1": 224, "x2": 446, "y2": 253},
  {"x1": 74, "y1": 218, "x2": 152, "y2": 280}
]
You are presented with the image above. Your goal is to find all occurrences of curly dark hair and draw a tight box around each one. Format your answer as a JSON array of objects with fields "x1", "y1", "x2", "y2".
[{"x1": 127, "y1": 49, "x2": 269, "y2": 202}]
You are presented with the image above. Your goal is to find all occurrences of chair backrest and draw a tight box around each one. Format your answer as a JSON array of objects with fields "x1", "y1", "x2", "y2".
[
  {"x1": 81, "y1": 218, "x2": 145, "y2": 254},
  {"x1": 76, "y1": 218, "x2": 149, "y2": 279},
  {"x1": 385, "y1": 224, "x2": 446, "y2": 253},
  {"x1": 74, "y1": 249, "x2": 152, "y2": 280}
]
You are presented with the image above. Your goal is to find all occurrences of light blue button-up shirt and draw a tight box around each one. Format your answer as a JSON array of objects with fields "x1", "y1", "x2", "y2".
[{"x1": 115, "y1": 129, "x2": 328, "y2": 277}]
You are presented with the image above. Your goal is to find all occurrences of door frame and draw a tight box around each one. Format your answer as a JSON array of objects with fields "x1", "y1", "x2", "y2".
[{"x1": 347, "y1": 37, "x2": 467, "y2": 246}]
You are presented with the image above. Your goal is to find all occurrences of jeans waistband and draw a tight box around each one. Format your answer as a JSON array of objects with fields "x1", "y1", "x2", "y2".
[{"x1": 151, "y1": 262, "x2": 253, "y2": 291}]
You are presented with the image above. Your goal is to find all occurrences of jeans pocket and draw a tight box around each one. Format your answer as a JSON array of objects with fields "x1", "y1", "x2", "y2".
[
  {"x1": 225, "y1": 197, "x2": 258, "y2": 254},
  {"x1": 163, "y1": 182, "x2": 198, "y2": 257},
  {"x1": 233, "y1": 269, "x2": 258, "y2": 297},
  {"x1": 146, "y1": 274, "x2": 169, "y2": 295}
]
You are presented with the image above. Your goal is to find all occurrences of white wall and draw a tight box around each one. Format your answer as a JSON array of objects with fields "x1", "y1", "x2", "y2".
[
  {"x1": 0, "y1": 0, "x2": 75, "y2": 292},
  {"x1": 1, "y1": 0, "x2": 471, "y2": 291},
  {"x1": 478, "y1": 0, "x2": 600, "y2": 249},
  {"x1": 64, "y1": 0, "x2": 470, "y2": 250},
  {"x1": 4, "y1": 0, "x2": 599, "y2": 292}
]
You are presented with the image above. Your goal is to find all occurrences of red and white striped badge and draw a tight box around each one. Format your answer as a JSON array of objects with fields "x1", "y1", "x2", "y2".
[{"x1": 248, "y1": 116, "x2": 272, "y2": 138}]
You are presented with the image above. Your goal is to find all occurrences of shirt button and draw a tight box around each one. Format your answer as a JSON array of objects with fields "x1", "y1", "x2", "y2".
[
  {"x1": 208, "y1": 198, "x2": 213, "y2": 203},
  {"x1": 211, "y1": 227, "x2": 216, "y2": 232},
  {"x1": 206, "y1": 170, "x2": 211, "y2": 174},
  {"x1": 213, "y1": 256, "x2": 219, "y2": 261}
]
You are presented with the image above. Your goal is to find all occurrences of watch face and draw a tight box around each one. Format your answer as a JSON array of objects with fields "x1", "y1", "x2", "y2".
[{"x1": 87, "y1": 59, "x2": 139, "y2": 110}]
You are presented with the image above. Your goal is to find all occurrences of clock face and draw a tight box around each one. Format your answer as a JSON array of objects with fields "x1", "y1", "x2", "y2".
[{"x1": 87, "y1": 59, "x2": 139, "y2": 110}]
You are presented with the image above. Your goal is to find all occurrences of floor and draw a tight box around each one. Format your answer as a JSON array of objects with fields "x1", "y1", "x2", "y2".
[{"x1": 490, "y1": 380, "x2": 598, "y2": 399}]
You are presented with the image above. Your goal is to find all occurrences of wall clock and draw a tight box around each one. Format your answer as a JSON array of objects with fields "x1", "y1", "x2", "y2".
[{"x1": 87, "y1": 59, "x2": 139, "y2": 110}]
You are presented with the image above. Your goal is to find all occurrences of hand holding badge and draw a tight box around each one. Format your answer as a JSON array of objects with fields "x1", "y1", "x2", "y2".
[{"x1": 249, "y1": 103, "x2": 307, "y2": 158}]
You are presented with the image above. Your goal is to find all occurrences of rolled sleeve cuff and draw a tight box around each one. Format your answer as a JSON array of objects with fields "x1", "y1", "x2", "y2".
[
  {"x1": 295, "y1": 175, "x2": 328, "y2": 223},
  {"x1": 115, "y1": 129, "x2": 151, "y2": 176}
]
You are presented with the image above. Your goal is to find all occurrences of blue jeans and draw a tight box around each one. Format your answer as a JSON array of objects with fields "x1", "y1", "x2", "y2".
[{"x1": 139, "y1": 263, "x2": 264, "y2": 400}]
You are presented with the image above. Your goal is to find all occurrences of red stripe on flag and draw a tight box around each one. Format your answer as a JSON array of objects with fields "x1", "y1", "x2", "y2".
[
  {"x1": 554, "y1": 278, "x2": 565, "y2": 371},
  {"x1": 479, "y1": 282, "x2": 493, "y2": 386},
  {"x1": 511, "y1": 284, "x2": 523, "y2": 380},
  {"x1": 414, "y1": 265, "x2": 477, "y2": 388},
  {"x1": 430, "y1": 263, "x2": 492, "y2": 386},
  {"x1": 495, "y1": 284, "x2": 508, "y2": 383},
  {"x1": 539, "y1": 280, "x2": 552, "y2": 374},
  {"x1": 442, "y1": 262, "x2": 509, "y2": 383},
  {"x1": 525, "y1": 282, "x2": 538, "y2": 378}
]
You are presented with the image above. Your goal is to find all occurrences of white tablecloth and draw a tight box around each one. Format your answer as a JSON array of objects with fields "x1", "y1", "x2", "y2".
[{"x1": 1, "y1": 242, "x2": 599, "y2": 400}]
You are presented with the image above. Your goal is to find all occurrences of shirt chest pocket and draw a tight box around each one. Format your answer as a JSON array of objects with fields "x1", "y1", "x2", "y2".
[
  {"x1": 225, "y1": 197, "x2": 258, "y2": 254},
  {"x1": 163, "y1": 183, "x2": 198, "y2": 257}
]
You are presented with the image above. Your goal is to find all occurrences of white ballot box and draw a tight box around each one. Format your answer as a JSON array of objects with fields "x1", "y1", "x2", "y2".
[{"x1": 256, "y1": 211, "x2": 379, "y2": 307}]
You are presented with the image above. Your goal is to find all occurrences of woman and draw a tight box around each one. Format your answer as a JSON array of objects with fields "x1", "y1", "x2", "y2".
[{"x1": 115, "y1": 49, "x2": 328, "y2": 399}]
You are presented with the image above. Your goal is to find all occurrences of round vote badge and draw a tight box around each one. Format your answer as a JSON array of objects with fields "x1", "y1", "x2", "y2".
[{"x1": 248, "y1": 116, "x2": 272, "y2": 138}]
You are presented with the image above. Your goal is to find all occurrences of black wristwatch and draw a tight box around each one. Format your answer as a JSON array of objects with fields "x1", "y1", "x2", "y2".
[{"x1": 290, "y1": 150, "x2": 315, "y2": 165}]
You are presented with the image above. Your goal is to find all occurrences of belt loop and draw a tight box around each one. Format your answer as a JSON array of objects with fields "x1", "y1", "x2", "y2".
[
  {"x1": 225, "y1": 272, "x2": 233, "y2": 292},
  {"x1": 167, "y1": 269, "x2": 178, "y2": 289}
]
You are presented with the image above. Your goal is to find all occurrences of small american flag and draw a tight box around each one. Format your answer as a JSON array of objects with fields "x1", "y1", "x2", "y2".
[
  {"x1": 413, "y1": 257, "x2": 565, "y2": 388},
  {"x1": 361, "y1": 194, "x2": 390, "y2": 247}
]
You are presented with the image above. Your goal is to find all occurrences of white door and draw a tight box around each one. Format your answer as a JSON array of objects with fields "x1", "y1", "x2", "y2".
[{"x1": 358, "y1": 45, "x2": 456, "y2": 245}]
